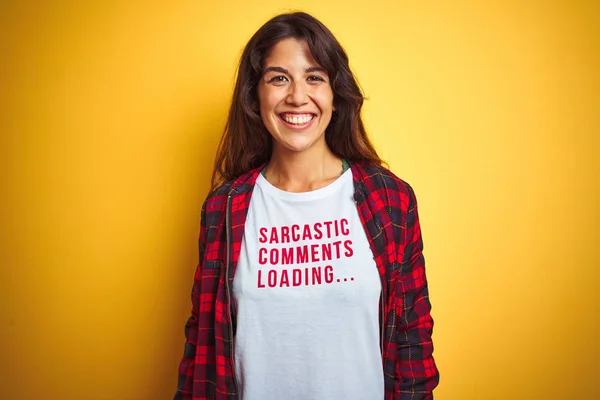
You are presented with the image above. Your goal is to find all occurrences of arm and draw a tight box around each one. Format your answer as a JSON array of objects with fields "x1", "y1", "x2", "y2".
[
  {"x1": 396, "y1": 185, "x2": 439, "y2": 399},
  {"x1": 174, "y1": 203, "x2": 207, "y2": 400}
]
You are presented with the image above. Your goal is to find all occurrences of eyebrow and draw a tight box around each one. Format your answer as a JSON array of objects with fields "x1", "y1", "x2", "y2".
[{"x1": 262, "y1": 66, "x2": 327, "y2": 75}]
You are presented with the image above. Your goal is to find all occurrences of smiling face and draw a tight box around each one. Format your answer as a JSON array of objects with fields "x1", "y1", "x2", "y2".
[{"x1": 257, "y1": 38, "x2": 335, "y2": 156}]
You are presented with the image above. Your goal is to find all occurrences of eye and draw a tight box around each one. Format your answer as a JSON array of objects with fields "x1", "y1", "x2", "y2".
[
  {"x1": 307, "y1": 75, "x2": 326, "y2": 83},
  {"x1": 267, "y1": 75, "x2": 288, "y2": 85}
]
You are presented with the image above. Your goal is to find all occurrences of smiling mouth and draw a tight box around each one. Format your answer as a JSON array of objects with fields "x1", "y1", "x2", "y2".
[{"x1": 279, "y1": 113, "x2": 316, "y2": 126}]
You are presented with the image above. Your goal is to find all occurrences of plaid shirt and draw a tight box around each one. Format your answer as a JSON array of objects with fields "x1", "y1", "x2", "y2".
[{"x1": 175, "y1": 161, "x2": 439, "y2": 400}]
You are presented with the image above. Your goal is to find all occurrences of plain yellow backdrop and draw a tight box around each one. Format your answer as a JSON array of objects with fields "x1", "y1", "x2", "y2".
[{"x1": 1, "y1": 1, "x2": 598, "y2": 399}]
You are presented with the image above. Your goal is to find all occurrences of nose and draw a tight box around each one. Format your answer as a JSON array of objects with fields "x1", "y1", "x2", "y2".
[{"x1": 286, "y1": 81, "x2": 309, "y2": 106}]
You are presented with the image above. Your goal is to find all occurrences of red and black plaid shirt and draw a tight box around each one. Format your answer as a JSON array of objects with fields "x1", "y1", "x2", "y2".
[{"x1": 175, "y1": 161, "x2": 439, "y2": 399}]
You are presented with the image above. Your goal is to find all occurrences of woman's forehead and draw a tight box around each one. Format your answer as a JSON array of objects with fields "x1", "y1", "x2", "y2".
[{"x1": 263, "y1": 38, "x2": 322, "y2": 70}]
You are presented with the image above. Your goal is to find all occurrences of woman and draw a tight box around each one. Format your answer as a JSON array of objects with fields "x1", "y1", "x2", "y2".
[{"x1": 175, "y1": 11, "x2": 439, "y2": 400}]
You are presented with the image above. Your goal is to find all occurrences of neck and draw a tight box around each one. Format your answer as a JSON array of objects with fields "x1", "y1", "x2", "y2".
[{"x1": 264, "y1": 144, "x2": 343, "y2": 193}]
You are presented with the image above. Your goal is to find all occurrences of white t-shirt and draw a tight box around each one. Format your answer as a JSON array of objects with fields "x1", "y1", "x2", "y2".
[{"x1": 232, "y1": 169, "x2": 384, "y2": 400}]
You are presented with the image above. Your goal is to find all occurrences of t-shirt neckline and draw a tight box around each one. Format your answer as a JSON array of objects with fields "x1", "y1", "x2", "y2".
[{"x1": 255, "y1": 168, "x2": 352, "y2": 202}]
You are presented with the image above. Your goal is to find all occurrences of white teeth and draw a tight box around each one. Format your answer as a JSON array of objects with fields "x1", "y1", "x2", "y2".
[{"x1": 282, "y1": 114, "x2": 314, "y2": 125}]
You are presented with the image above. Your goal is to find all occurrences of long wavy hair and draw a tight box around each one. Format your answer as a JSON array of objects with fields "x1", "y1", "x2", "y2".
[{"x1": 211, "y1": 11, "x2": 383, "y2": 190}]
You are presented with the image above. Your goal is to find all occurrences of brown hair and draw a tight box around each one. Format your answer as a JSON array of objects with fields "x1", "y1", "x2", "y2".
[{"x1": 211, "y1": 11, "x2": 383, "y2": 190}]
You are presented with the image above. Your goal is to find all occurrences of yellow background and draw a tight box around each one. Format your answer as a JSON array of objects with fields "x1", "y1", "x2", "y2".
[{"x1": 1, "y1": 1, "x2": 598, "y2": 399}]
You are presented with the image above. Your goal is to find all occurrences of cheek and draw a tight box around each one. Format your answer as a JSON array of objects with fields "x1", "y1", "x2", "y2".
[
  {"x1": 258, "y1": 88, "x2": 282, "y2": 114},
  {"x1": 315, "y1": 88, "x2": 334, "y2": 112},
  {"x1": 257, "y1": 91, "x2": 281, "y2": 135}
]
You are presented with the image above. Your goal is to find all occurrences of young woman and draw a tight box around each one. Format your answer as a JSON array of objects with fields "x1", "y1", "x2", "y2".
[{"x1": 175, "y1": 11, "x2": 439, "y2": 400}]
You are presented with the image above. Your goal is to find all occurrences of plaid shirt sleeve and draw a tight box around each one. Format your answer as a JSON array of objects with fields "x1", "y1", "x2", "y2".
[
  {"x1": 396, "y1": 183, "x2": 439, "y2": 399},
  {"x1": 174, "y1": 202, "x2": 208, "y2": 400}
]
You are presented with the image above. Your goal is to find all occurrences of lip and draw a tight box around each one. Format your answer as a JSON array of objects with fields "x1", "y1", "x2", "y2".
[{"x1": 278, "y1": 113, "x2": 317, "y2": 130}]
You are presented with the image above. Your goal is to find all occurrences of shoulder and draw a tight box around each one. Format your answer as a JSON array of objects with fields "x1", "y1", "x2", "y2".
[
  {"x1": 201, "y1": 181, "x2": 232, "y2": 218},
  {"x1": 201, "y1": 166, "x2": 263, "y2": 214},
  {"x1": 351, "y1": 161, "x2": 418, "y2": 210}
]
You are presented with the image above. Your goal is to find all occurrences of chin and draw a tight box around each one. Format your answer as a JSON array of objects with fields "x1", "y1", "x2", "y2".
[
  {"x1": 277, "y1": 133, "x2": 325, "y2": 153},
  {"x1": 280, "y1": 141, "x2": 316, "y2": 153}
]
